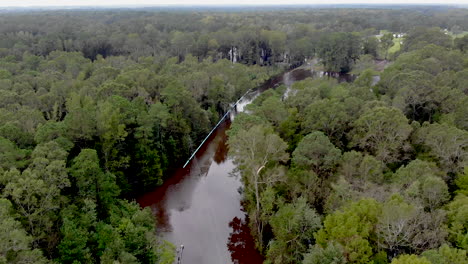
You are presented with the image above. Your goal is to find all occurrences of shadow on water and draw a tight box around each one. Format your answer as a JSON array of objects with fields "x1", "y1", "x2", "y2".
[
  {"x1": 137, "y1": 121, "x2": 232, "y2": 230},
  {"x1": 213, "y1": 126, "x2": 229, "y2": 164},
  {"x1": 227, "y1": 216, "x2": 265, "y2": 264},
  {"x1": 137, "y1": 120, "x2": 264, "y2": 263}
]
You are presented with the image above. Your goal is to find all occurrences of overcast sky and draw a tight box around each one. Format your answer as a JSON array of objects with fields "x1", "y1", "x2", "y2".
[{"x1": 0, "y1": 0, "x2": 466, "y2": 7}]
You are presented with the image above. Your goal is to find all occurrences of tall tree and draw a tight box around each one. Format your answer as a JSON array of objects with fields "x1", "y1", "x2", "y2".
[
  {"x1": 381, "y1": 33, "x2": 394, "y2": 60},
  {"x1": 266, "y1": 197, "x2": 322, "y2": 263},
  {"x1": 317, "y1": 32, "x2": 362, "y2": 73},
  {"x1": 0, "y1": 199, "x2": 48, "y2": 264},
  {"x1": 292, "y1": 131, "x2": 341, "y2": 177},
  {"x1": 70, "y1": 149, "x2": 120, "y2": 215},
  {"x1": 315, "y1": 199, "x2": 381, "y2": 264},
  {"x1": 446, "y1": 194, "x2": 468, "y2": 250},
  {"x1": 228, "y1": 125, "x2": 289, "y2": 248},
  {"x1": 302, "y1": 242, "x2": 347, "y2": 264},
  {"x1": 413, "y1": 123, "x2": 468, "y2": 174},
  {"x1": 350, "y1": 107, "x2": 412, "y2": 164}
]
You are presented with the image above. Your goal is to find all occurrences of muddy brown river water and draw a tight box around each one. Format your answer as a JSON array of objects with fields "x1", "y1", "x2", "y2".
[{"x1": 137, "y1": 65, "x2": 354, "y2": 264}]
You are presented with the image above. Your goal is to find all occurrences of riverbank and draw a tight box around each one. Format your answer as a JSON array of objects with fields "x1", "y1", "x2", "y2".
[{"x1": 137, "y1": 65, "x2": 318, "y2": 264}]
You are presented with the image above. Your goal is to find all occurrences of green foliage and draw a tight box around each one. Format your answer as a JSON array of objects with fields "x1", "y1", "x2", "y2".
[
  {"x1": 393, "y1": 190, "x2": 447, "y2": 249},
  {"x1": 381, "y1": 33, "x2": 395, "y2": 59},
  {"x1": 350, "y1": 106, "x2": 412, "y2": 164},
  {"x1": 285, "y1": 168, "x2": 323, "y2": 209},
  {"x1": 421, "y1": 244, "x2": 468, "y2": 264},
  {"x1": 455, "y1": 35, "x2": 468, "y2": 52},
  {"x1": 414, "y1": 123, "x2": 468, "y2": 174},
  {"x1": 57, "y1": 199, "x2": 173, "y2": 264},
  {"x1": 317, "y1": 32, "x2": 362, "y2": 73},
  {"x1": 34, "y1": 121, "x2": 67, "y2": 144},
  {"x1": 390, "y1": 254, "x2": 431, "y2": 264},
  {"x1": 253, "y1": 96, "x2": 289, "y2": 127},
  {"x1": 455, "y1": 167, "x2": 468, "y2": 195},
  {"x1": 96, "y1": 97, "x2": 130, "y2": 171},
  {"x1": 353, "y1": 67, "x2": 378, "y2": 86},
  {"x1": 228, "y1": 124, "x2": 289, "y2": 247},
  {"x1": 393, "y1": 159, "x2": 444, "y2": 187},
  {"x1": 58, "y1": 217, "x2": 93, "y2": 264},
  {"x1": 267, "y1": 197, "x2": 322, "y2": 263},
  {"x1": 292, "y1": 131, "x2": 341, "y2": 176},
  {"x1": 403, "y1": 27, "x2": 453, "y2": 52},
  {"x1": 454, "y1": 97, "x2": 468, "y2": 130},
  {"x1": 0, "y1": 6, "x2": 467, "y2": 264},
  {"x1": 377, "y1": 195, "x2": 422, "y2": 255},
  {"x1": 70, "y1": 149, "x2": 120, "y2": 214},
  {"x1": 0, "y1": 136, "x2": 29, "y2": 170},
  {"x1": 225, "y1": 14, "x2": 468, "y2": 261},
  {"x1": 0, "y1": 198, "x2": 48, "y2": 264},
  {"x1": 64, "y1": 93, "x2": 97, "y2": 141},
  {"x1": 446, "y1": 194, "x2": 468, "y2": 249},
  {"x1": 315, "y1": 199, "x2": 381, "y2": 264},
  {"x1": 2, "y1": 165, "x2": 66, "y2": 248},
  {"x1": 229, "y1": 125, "x2": 290, "y2": 178},
  {"x1": 303, "y1": 99, "x2": 350, "y2": 146},
  {"x1": 364, "y1": 37, "x2": 379, "y2": 58},
  {"x1": 303, "y1": 242, "x2": 347, "y2": 264}
]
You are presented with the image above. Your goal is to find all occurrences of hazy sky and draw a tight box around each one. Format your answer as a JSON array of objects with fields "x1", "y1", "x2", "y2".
[{"x1": 0, "y1": 0, "x2": 466, "y2": 7}]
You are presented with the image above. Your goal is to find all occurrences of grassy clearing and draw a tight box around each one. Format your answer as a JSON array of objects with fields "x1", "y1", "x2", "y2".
[
  {"x1": 376, "y1": 31, "x2": 403, "y2": 56},
  {"x1": 388, "y1": 37, "x2": 403, "y2": 54},
  {"x1": 379, "y1": 30, "x2": 390, "y2": 36},
  {"x1": 448, "y1": 31, "x2": 468, "y2": 39}
]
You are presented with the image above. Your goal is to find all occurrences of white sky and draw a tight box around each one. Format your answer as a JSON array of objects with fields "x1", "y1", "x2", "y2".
[{"x1": 0, "y1": 0, "x2": 466, "y2": 7}]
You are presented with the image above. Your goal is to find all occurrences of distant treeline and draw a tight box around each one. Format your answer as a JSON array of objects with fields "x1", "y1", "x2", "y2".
[{"x1": 0, "y1": 7, "x2": 467, "y2": 64}]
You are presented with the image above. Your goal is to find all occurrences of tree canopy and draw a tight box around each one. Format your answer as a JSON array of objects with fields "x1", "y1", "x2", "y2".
[{"x1": 0, "y1": 5, "x2": 467, "y2": 264}]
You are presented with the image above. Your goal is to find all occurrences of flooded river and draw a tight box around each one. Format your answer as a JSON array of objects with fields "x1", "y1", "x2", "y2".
[{"x1": 137, "y1": 66, "x2": 354, "y2": 264}]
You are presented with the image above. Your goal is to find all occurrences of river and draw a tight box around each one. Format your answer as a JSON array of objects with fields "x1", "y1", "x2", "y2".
[{"x1": 137, "y1": 65, "x2": 354, "y2": 264}]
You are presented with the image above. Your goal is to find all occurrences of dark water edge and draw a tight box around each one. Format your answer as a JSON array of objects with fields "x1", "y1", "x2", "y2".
[{"x1": 137, "y1": 120, "x2": 265, "y2": 264}]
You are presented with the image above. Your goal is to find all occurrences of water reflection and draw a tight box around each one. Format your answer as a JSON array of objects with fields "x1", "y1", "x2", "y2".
[
  {"x1": 137, "y1": 66, "x2": 356, "y2": 264},
  {"x1": 213, "y1": 124, "x2": 229, "y2": 164},
  {"x1": 138, "y1": 121, "x2": 253, "y2": 263},
  {"x1": 227, "y1": 216, "x2": 265, "y2": 264},
  {"x1": 311, "y1": 70, "x2": 357, "y2": 83}
]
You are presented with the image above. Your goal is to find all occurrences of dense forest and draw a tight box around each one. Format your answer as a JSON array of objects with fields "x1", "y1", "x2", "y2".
[
  {"x1": 0, "y1": 5, "x2": 467, "y2": 264},
  {"x1": 228, "y1": 11, "x2": 468, "y2": 264}
]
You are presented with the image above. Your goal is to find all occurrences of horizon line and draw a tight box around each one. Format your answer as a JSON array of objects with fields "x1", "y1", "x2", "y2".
[{"x1": 0, "y1": 3, "x2": 465, "y2": 8}]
